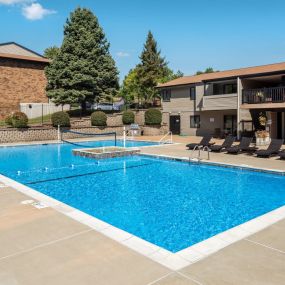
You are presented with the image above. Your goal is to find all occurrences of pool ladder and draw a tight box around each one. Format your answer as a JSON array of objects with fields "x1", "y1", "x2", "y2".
[{"x1": 190, "y1": 145, "x2": 211, "y2": 162}]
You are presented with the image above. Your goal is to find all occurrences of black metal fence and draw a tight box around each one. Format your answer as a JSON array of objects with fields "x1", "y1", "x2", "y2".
[{"x1": 242, "y1": 86, "x2": 285, "y2": 104}]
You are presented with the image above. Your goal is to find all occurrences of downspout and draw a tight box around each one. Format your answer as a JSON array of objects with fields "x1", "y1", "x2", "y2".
[{"x1": 237, "y1": 77, "x2": 241, "y2": 140}]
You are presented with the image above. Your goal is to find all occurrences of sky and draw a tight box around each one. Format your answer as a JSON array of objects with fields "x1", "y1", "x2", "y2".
[{"x1": 1, "y1": 0, "x2": 285, "y2": 81}]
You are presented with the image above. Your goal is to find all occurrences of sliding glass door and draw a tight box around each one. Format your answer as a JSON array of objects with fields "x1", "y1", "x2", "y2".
[{"x1": 224, "y1": 115, "x2": 237, "y2": 136}]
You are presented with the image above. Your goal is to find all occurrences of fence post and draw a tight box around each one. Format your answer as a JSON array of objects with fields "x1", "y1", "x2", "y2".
[
  {"x1": 57, "y1": 125, "x2": 61, "y2": 142},
  {"x1": 41, "y1": 104, "x2": 44, "y2": 125}
]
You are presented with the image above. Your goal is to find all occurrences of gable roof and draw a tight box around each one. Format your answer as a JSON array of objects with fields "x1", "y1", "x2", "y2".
[
  {"x1": 0, "y1": 42, "x2": 50, "y2": 63},
  {"x1": 158, "y1": 61, "x2": 285, "y2": 88}
]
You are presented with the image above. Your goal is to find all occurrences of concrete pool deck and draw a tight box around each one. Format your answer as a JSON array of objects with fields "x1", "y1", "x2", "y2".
[
  {"x1": 0, "y1": 136, "x2": 285, "y2": 284},
  {"x1": 138, "y1": 135, "x2": 285, "y2": 172}
]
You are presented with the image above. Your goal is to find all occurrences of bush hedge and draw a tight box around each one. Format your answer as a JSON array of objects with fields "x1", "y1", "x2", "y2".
[
  {"x1": 51, "y1": 111, "x2": 70, "y2": 127},
  {"x1": 122, "y1": 110, "x2": 135, "y2": 125},
  {"x1": 144, "y1": 108, "x2": 162, "y2": 125},
  {"x1": 91, "y1": 111, "x2": 107, "y2": 126},
  {"x1": 5, "y1": 114, "x2": 13, "y2": 126},
  {"x1": 5, "y1": 112, "x2": 28, "y2": 128}
]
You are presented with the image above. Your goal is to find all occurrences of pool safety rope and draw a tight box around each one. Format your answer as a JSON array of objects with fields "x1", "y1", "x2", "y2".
[{"x1": 25, "y1": 161, "x2": 160, "y2": 185}]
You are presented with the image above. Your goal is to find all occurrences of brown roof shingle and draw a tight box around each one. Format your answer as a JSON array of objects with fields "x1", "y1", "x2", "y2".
[
  {"x1": 158, "y1": 62, "x2": 285, "y2": 88},
  {"x1": 0, "y1": 52, "x2": 50, "y2": 63}
]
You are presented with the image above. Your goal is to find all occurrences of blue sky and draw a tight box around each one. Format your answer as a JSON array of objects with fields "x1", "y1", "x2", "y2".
[{"x1": 1, "y1": 0, "x2": 285, "y2": 81}]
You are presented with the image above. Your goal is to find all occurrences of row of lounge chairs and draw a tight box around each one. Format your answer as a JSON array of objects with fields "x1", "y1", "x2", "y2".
[{"x1": 186, "y1": 135, "x2": 284, "y2": 158}]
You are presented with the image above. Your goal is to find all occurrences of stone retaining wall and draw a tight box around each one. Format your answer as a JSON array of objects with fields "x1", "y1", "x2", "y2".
[
  {"x1": 0, "y1": 126, "x2": 124, "y2": 144},
  {"x1": 69, "y1": 109, "x2": 154, "y2": 128},
  {"x1": 0, "y1": 125, "x2": 166, "y2": 143}
]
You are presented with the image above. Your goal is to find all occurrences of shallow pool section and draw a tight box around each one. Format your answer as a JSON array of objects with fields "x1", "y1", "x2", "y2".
[{"x1": 0, "y1": 142, "x2": 285, "y2": 252}]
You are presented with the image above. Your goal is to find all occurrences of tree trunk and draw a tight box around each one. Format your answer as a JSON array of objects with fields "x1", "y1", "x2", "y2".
[{"x1": 81, "y1": 101, "x2": 87, "y2": 115}]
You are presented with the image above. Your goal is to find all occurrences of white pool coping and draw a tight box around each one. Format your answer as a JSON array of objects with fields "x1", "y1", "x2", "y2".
[
  {"x1": 0, "y1": 138, "x2": 179, "y2": 148},
  {"x1": 1, "y1": 154, "x2": 285, "y2": 270}
]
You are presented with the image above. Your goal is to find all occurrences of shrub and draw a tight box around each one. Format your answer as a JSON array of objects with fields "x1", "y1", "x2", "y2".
[
  {"x1": 5, "y1": 114, "x2": 13, "y2": 126},
  {"x1": 122, "y1": 110, "x2": 135, "y2": 125},
  {"x1": 51, "y1": 111, "x2": 70, "y2": 127},
  {"x1": 144, "y1": 108, "x2": 162, "y2": 125},
  {"x1": 91, "y1": 111, "x2": 107, "y2": 126},
  {"x1": 9, "y1": 112, "x2": 28, "y2": 128}
]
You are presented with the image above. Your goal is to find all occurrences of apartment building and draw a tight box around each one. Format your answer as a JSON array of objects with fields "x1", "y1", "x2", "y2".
[
  {"x1": 158, "y1": 62, "x2": 285, "y2": 141},
  {"x1": 0, "y1": 42, "x2": 50, "y2": 118}
]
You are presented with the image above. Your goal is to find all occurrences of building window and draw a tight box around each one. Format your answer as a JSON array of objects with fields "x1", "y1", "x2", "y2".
[
  {"x1": 161, "y1": 89, "x2": 171, "y2": 102},
  {"x1": 190, "y1": 86, "x2": 196, "y2": 100},
  {"x1": 223, "y1": 84, "x2": 237, "y2": 94},
  {"x1": 212, "y1": 83, "x2": 237, "y2": 95},
  {"x1": 190, "y1": 115, "x2": 200, "y2": 128}
]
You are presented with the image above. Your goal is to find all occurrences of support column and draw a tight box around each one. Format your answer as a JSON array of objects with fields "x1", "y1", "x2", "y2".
[{"x1": 281, "y1": 112, "x2": 285, "y2": 140}]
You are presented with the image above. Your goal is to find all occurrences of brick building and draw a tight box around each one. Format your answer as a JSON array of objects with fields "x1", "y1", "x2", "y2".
[{"x1": 0, "y1": 42, "x2": 50, "y2": 118}]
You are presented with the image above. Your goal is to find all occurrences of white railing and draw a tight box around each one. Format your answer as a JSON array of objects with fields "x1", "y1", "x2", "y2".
[{"x1": 158, "y1": 131, "x2": 173, "y2": 144}]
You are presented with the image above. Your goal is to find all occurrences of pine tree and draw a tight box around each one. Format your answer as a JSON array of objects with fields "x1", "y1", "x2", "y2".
[
  {"x1": 45, "y1": 7, "x2": 119, "y2": 108},
  {"x1": 137, "y1": 31, "x2": 168, "y2": 104}
]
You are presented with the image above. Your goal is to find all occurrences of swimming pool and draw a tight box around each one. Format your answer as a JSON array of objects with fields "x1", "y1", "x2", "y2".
[{"x1": 0, "y1": 141, "x2": 285, "y2": 253}]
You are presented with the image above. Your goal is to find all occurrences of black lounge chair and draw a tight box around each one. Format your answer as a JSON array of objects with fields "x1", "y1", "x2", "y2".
[
  {"x1": 279, "y1": 150, "x2": 285, "y2": 160},
  {"x1": 186, "y1": 135, "x2": 214, "y2": 150},
  {"x1": 226, "y1": 137, "x2": 256, "y2": 154},
  {"x1": 210, "y1": 135, "x2": 236, "y2": 152},
  {"x1": 255, "y1": 139, "x2": 283, "y2": 158}
]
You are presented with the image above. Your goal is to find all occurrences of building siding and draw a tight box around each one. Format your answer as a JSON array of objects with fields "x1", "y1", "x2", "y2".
[
  {"x1": 202, "y1": 94, "x2": 238, "y2": 111},
  {"x1": 0, "y1": 58, "x2": 48, "y2": 118}
]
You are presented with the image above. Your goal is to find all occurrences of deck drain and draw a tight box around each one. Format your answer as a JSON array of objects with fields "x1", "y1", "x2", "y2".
[
  {"x1": 21, "y1": 200, "x2": 35, "y2": 205},
  {"x1": 32, "y1": 202, "x2": 49, "y2": 209}
]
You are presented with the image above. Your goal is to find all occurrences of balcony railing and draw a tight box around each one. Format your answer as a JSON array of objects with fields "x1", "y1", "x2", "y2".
[{"x1": 242, "y1": 87, "x2": 285, "y2": 104}]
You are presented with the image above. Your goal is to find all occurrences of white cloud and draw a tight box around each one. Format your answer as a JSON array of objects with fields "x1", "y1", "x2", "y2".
[
  {"x1": 116, "y1": 51, "x2": 130, "y2": 58},
  {"x1": 0, "y1": 0, "x2": 29, "y2": 4},
  {"x1": 22, "y1": 3, "x2": 56, "y2": 20}
]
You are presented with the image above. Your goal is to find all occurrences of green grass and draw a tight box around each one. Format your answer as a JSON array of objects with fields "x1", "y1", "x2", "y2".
[
  {"x1": 0, "y1": 114, "x2": 51, "y2": 127},
  {"x1": 28, "y1": 114, "x2": 51, "y2": 125}
]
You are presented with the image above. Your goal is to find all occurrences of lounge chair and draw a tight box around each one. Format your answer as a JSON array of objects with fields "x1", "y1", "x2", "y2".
[
  {"x1": 255, "y1": 139, "x2": 283, "y2": 158},
  {"x1": 226, "y1": 137, "x2": 256, "y2": 154},
  {"x1": 186, "y1": 135, "x2": 214, "y2": 150},
  {"x1": 279, "y1": 150, "x2": 285, "y2": 159},
  {"x1": 210, "y1": 135, "x2": 236, "y2": 152}
]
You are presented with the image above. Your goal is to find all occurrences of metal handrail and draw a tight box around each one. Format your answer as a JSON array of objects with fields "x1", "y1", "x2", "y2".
[
  {"x1": 202, "y1": 146, "x2": 211, "y2": 160},
  {"x1": 190, "y1": 145, "x2": 211, "y2": 161},
  {"x1": 158, "y1": 131, "x2": 173, "y2": 144},
  {"x1": 190, "y1": 145, "x2": 202, "y2": 161}
]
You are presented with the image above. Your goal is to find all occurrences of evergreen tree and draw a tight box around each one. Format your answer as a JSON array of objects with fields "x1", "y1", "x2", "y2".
[
  {"x1": 137, "y1": 31, "x2": 168, "y2": 103},
  {"x1": 45, "y1": 7, "x2": 119, "y2": 108}
]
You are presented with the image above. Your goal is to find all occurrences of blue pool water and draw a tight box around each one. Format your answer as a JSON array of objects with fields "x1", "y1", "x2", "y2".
[{"x1": 0, "y1": 141, "x2": 285, "y2": 252}]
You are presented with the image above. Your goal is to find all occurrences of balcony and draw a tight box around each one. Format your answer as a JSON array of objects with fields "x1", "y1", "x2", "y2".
[
  {"x1": 202, "y1": 93, "x2": 238, "y2": 111},
  {"x1": 242, "y1": 87, "x2": 285, "y2": 104}
]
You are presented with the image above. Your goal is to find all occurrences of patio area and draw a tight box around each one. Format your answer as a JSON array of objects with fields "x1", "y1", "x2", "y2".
[
  {"x1": 0, "y1": 136, "x2": 285, "y2": 284},
  {"x1": 139, "y1": 135, "x2": 285, "y2": 172}
]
